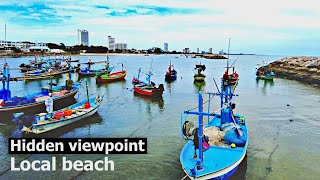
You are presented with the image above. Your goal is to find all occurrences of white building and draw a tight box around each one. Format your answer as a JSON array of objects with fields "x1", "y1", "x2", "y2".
[
  {"x1": 197, "y1": 48, "x2": 199, "y2": 54},
  {"x1": 0, "y1": 40, "x2": 48, "y2": 52},
  {"x1": 209, "y1": 48, "x2": 213, "y2": 54}
]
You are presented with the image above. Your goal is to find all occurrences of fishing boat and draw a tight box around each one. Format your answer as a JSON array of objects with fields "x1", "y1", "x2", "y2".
[
  {"x1": 21, "y1": 67, "x2": 75, "y2": 81},
  {"x1": 0, "y1": 64, "x2": 80, "y2": 122},
  {"x1": 256, "y1": 73, "x2": 275, "y2": 80},
  {"x1": 78, "y1": 59, "x2": 111, "y2": 77},
  {"x1": 256, "y1": 63, "x2": 275, "y2": 80},
  {"x1": 96, "y1": 70, "x2": 127, "y2": 83},
  {"x1": 19, "y1": 62, "x2": 44, "y2": 72},
  {"x1": 132, "y1": 68, "x2": 164, "y2": 98},
  {"x1": 223, "y1": 67, "x2": 239, "y2": 86},
  {"x1": 95, "y1": 62, "x2": 127, "y2": 83},
  {"x1": 222, "y1": 38, "x2": 239, "y2": 87},
  {"x1": 180, "y1": 77, "x2": 248, "y2": 180},
  {"x1": 21, "y1": 95, "x2": 103, "y2": 134},
  {"x1": 194, "y1": 64, "x2": 206, "y2": 82},
  {"x1": 165, "y1": 61, "x2": 177, "y2": 81}
]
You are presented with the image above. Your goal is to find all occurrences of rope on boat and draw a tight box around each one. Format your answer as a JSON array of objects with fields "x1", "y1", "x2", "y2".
[
  {"x1": 185, "y1": 95, "x2": 215, "y2": 112},
  {"x1": 181, "y1": 174, "x2": 188, "y2": 180}
]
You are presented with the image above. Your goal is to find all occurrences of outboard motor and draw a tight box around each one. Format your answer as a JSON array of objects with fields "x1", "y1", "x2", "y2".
[{"x1": 158, "y1": 84, "x2": 164, "y2": 92}]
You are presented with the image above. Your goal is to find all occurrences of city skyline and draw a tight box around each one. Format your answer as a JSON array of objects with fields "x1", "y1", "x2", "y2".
[{"x1": 0, "y1": 0, "x2": 319, "y2": 55}]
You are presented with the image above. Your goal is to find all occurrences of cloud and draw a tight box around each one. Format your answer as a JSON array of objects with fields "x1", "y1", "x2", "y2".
[
  {"x1": 0, "y1": 0, "x2": 319, "y2": 55},
  {"x1": 0, "y1": 2, "x2": 71, "y2": 25}
]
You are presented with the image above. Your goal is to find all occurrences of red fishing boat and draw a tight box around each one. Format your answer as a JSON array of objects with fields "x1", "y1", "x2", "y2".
[
  {"x1": 132, "y1": 68, "x2": 164, "y2": 98},
  {"x1": 223, "y1": 38, "x2": 239, "y2": 87}
]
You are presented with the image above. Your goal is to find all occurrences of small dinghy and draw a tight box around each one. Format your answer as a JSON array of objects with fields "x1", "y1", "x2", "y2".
[
  {"x1": 165, "y1": 61, "x2": 177, "y2": 81},
  {"x1": 180, "y1": 76, "x2": 248, "y2": 179},
  {"x1": 256, "y1": 63, "x2": 275, "y2": 80},
  {"x1": 22, "y1": 95, "x2": 103, "y2": 134},
  {"x1": 194, "y1": 64, "x2": 206, "y2": 82}
]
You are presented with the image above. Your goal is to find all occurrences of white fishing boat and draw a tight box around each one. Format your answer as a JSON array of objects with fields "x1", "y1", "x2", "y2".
[{"x1": 22, "y1": 95, "x2": 103, "y2": 134}]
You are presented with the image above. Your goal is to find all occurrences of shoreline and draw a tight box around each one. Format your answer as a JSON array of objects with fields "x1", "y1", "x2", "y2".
[{"x1": 260, "y1": 56, "x2": 320, "y2": 87}]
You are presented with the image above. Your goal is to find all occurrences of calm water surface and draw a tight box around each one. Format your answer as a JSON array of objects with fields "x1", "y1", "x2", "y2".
[{"x1": 0, "y1": 55, "x2": 319, "y2": 180}]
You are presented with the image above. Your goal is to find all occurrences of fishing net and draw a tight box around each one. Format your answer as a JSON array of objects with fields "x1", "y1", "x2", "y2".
[{"x1": 203, "y1": 126, "x2": 228, "y2": 147}]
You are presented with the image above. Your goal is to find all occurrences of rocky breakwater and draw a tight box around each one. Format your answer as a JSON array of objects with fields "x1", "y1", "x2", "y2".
[
  {"x1": 261, "y1": 56, "x2": 320, "y2": 86},
  {"x1": 202, "y1": 54, "x2": 227, "y2": 59}
]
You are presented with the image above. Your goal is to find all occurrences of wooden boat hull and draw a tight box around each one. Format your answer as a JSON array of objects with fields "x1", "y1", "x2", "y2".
[
  {"x1": 194, "y1": 74, "x2": 206, "y2": 82},
  {"x1": 256, "y1": 75, "x2": 274, "y2": 80},
  {"x1": 133, "y1": 84, "x2": 164, "y2": 98},
  {"x1": 78, "y1": 69, "x2": 107, "y2": 77},
  {"x1": 0, "y1": 89, "x2": 78, "y2": 123},
  {"x1": 25, "y1": 101, "x2": 101, "y2": 134},
  {"x1": 96, "y1": 70, "x2": 127, "y2": 83},
  {"x1": 18, "y1": 68, "x2": 74, "y2": 81},
  {"x1": 165, "y1": 74, "x2": 177, "y2": 81}
]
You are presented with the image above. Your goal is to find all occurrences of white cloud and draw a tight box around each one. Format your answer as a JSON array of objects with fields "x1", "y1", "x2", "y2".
[{"x1": 0, "y1": 0, "x2": 319, "y2": 55}]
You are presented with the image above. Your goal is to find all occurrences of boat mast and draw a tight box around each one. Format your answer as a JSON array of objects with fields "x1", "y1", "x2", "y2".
[
  {"x1": 197, "y1": 92, "x2": 204, "y2": 171},
  {"x1": 227, "y1": 38, "x2": 231, "y2": 74},
  {"x1": 4, "y1": 24, "x2": 6, "y2": 64}
]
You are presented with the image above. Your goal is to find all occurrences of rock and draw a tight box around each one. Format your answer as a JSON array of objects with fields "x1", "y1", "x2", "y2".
[
  {"x1": 294, "y1": 67, "x2": 308, "y2": 71},
  {"x1": 309, "y1": 68, "x2": 318, "y2": 73}
]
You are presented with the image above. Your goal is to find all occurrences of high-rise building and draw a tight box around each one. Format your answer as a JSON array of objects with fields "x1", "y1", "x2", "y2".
[
  {"x1": 197, "y1": 48, "x2": 199, "y2": 54},
  {"x1": 108, "y1": 36, "x2": 115, "y2": 51},
  {"x1": 78, "y1": 29, "x2": 89, "y2": 46},
  {"x1": 164, "y1": 43, "x2": 168, "y2": 52},
  {"x1": 209, "y1": 48, "x2": 213, "y2": 54}
]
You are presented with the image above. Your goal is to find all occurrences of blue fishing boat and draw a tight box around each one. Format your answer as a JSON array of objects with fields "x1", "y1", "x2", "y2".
[
  {"x1": 78, "y1": 59, "x2": 111, "y2": 77},
  {"x1": 180, "y1": 77, "x2": 248, "y2": 179},
  {"x1": 0, "y1": 64, "x2": 80, "y2": 123}
]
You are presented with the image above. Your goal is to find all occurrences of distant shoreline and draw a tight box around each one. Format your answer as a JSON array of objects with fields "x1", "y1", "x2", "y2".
[{"x1": 0, "y1": 52, "x2": 254, "y2": 59}]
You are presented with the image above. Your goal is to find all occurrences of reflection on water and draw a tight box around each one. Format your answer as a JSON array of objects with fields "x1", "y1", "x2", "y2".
[
  {"x1": 194, "y1": 81, "x2": 206, "y2": 92},
  {"x1": 133, "y1": 93, "x2": 164, "y2": 112},
  {"x1": 256, "y1": 78, "x2": 275, "y2": 95}
]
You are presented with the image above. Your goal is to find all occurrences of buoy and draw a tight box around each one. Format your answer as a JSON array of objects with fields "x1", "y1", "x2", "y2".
[{"x1": 231, "y1": 143, "x2": 236, "y2": 148}]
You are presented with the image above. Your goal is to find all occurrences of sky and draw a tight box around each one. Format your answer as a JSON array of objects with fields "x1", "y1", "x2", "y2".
[{"x1": 0, "y1": 0, "x2": 319, "y2": 55}]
